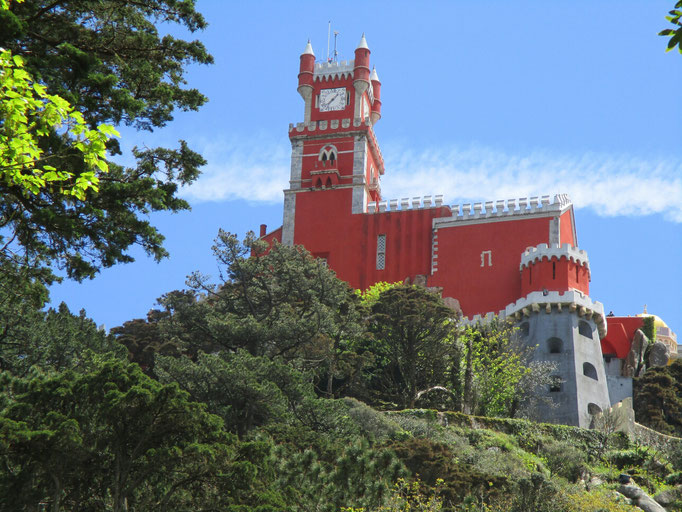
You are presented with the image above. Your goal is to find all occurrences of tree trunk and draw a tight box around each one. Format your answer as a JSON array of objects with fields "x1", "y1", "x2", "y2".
[{"x1": 463, "y1": 335, "x2": 473, "y2": 414}]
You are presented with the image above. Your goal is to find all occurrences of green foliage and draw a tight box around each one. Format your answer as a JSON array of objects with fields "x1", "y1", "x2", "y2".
[
  {"x1": 634, "y1": 359, "x2": 682, "y2": 436},
  {"x1": 368, "y1": 285, "x2": 458, "y2": 408},
  {"x1": 459, "y1": 323, "x2": 543, "y2": 418},
  {"x1": 0, "y1": 356, "x2": 238, "y2": 511},
  {"x1": 155, "y1": 350, "x2": 357, "y2": 438},
  {"x1": 660, "y1": 1, "x2": 682, "y2": 53},
  {"x1": 0, "y1": 48, "x2": 117, "y2": 198},
  {"x1": 0, "y1": 260, "x2": 126, "y2": 375},
  {"x1": 642, "y1": 315, "x2": 657, "y2": 344},
  {"x1": 0, "y1": 0, "x2": 213, "y2": 281},
  {"x1": 276, "y1": 438, "x2": 407, "y2": 512}
]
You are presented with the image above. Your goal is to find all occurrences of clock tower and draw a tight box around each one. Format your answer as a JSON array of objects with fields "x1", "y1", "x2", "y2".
[{"x1": 282, "y1": 35, "x2": 383, "y2": 245}]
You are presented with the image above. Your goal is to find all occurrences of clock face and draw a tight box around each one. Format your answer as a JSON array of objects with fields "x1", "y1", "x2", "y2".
[{"x1": 319, "y1": 87, "x2": 346, "y2": 112}]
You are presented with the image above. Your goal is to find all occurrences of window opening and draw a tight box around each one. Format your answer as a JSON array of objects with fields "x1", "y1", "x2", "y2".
[
  {"x1": 529, "y1": 266, "x2": 532, "y2": 284},
  {"x1": 579, "y1": 321, "x2": 593, "y2": 339},
  {"x1": 552, "y1": 261, "x2": 556, "y2": 279},
  {"x1": 376, "y1": 234, "x2": 386, "y2": 270},
  {"x1": 576, "y1": 265, "x2": 579, "y2": 283},
  {"x1": 588, "y1": 403, "x2": 602, "y2": 416},
  {"x1": 583, "y1": 362, "x2": 598, "y2": 380},
  {"x1": 547, "y1": 337, "x2": 563, "y2": 354},
  {"x1": 549, "y1": 376, "x2": 562, "y2": 392}
]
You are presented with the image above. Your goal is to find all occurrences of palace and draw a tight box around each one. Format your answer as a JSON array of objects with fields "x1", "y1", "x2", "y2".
[{"x1": 259, "y1": 35, "x2": 673, "y2": 428}]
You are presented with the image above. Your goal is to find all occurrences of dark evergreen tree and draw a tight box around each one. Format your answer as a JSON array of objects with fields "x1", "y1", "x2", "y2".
[{"x1": 0, "y1": 0, "x2": 213, "y2": 281}]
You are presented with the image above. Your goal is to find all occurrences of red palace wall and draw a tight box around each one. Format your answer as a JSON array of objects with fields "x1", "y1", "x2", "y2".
[
  {"x1": 430, "y1": 216, "x2": 555, "y2": 317},
  {"x1": 560, "y1": 210, "x2": 576, "y2": 246},
  {"x1": 293, "y1": 187, "x2": 449, "y2": 291},
  {"x1": 601, "y1": 317, "x2": 644, "y2": 358}
]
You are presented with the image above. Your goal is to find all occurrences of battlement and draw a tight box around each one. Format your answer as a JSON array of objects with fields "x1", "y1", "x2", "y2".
[
  {"x1": 520, "y1": 243, "x2": 590, "y2": 272},
  {"x1": 289, "y1": 116, "x2": 372, "y2": 133},
  {"x1": 367, "y1": 195, "x2": 445, "y2": 213},
  {"x1": 289, "y1": 117, "x2": 385, "y2": 173},
  {"x1": 314, "y1": 60, "x2": 355, "y2": 81},
  {"x1": 461, "y1": 289, "x2": 607, "y2": 338},
  {"x1": 432, "y1": 194, "x2": 571, "y2": 229}
]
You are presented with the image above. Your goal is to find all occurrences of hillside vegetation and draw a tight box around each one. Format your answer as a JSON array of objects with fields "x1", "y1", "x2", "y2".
[{"x1": 2, "y1": 234, "x2": 682, "y2": 511}]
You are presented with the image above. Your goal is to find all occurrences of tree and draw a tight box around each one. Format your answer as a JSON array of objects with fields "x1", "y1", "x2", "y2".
[
  {"x1": 459, "y1": 323, "x2": 551, "y2": 418},
  {"x1": 0, "y1": 258, "x2": 125, "y2": 376},
  {"x1": 0, "y1": 356, "x2": 238, "y2": 511},
  {"x1": 0, "y1": 0, "x2": 213, "y2": 281},
  {"x1": 368, "y1": 285, "x2": 457, "y2": 409},
  {"x1": 0, "y1": 48, "x2": 117, "y2": 199},
  {"x1": 634, "y1": 359, "x2": 682, "y2": 436},
  {"x1": 660, "y1": 1, "x2": 682, "y2": 53},
  {"x1": 181, "y1": 231, "x2": 365, "y2": 363}
]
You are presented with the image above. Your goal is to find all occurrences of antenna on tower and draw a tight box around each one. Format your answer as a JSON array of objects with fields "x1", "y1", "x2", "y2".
[
  {"x1": 326, "y1": 21, "x2": 331, "y2": 62},
  {"x1": 333, "y1": 30, "x2": 339, "y2": 62}
]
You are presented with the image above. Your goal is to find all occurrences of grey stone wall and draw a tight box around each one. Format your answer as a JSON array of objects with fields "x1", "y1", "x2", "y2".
[{"x1": 520, "y1": 309, "x2": 612, "y2": 428}]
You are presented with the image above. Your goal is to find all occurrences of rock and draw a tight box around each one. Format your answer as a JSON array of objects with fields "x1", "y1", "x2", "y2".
[
  {"x1": 618, "y1": 484, "x2": 667, "y2": 512},
  {"x1": 412, "y1": 274, "x2": 427, "y2": 287},
  {"x1": 654, "y1": 488, "x2": 679, "y2": 506},
  {"x1": 623, "y1": 329, "x2": 648, "y2": 377},
  {"x1": 587, "y1": 475, "x2": 604, "y2": 490},
  {"x1": 442, "y1": 296, "x2": 462, "y2": 314},
  {"x1": 649, "y1": 340, "x2": 670, "y2": 367}
]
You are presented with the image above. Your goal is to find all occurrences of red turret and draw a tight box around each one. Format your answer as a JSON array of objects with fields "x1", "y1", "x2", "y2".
[
  {"x1": 519, "y1": 243, "x2": 590, "y2": 297},
  {"x1": 353, "y1": 34, "x2": 371, "y2": 97},
  {"x1": 297, "y1": 41, "x2": 315, "y2": 122},
  {"x1": 370, "y1": 66, "x2": 382, "y2": 124}
]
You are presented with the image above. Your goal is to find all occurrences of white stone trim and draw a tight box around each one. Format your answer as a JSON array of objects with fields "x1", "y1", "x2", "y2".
[
  {"x1": 433, "y1": 194, "x2": 572, "y2": 229},
  {"x1": 366, "y1": 195, "x2": 445, "y2": 213},
  {"x1": 461, "y1": 289, "x2": 607, "y2": 339},
  {"x1": 351, "y1": 135, "x2": 368, "y2": 213},
  {"x1": 288, "y1": 140, "x2": 303, "y2": 190},
  {"x1": 282, "y1": 191, "x2": 296, "y2": 246},
  {"x1": 519, "y1": 243, "x2": 590, "y2": 273},
  {"x1": 313, "y1": 60, "x2": 355, "y2": 81}
]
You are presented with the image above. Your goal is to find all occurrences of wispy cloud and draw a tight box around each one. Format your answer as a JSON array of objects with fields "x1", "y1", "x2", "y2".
[
  {"x1": 180, "y1": 136, "x2": 290, "y2": 203},
  {"x1": 182, "y1": 137, "x2": 682, "y2": 222}
]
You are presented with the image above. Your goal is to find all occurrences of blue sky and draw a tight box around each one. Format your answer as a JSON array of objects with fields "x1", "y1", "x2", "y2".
[{"x1": 50, "y1": 1, "x2": 682, "y2": 337}]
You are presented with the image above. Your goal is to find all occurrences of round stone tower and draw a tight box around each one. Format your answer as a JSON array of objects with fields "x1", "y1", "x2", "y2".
[{"x1": 512, "y1": 243, "x2": 611, "y2": 427}]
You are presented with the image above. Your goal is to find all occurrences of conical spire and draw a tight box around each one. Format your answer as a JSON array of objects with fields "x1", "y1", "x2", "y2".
[
  {"x1": 303, "y1": 39, "x2": 314, "y2": 56},
  {"x1": 356, "y1": 33, "x2": 369, "y2": 50},
  {"x1": 370, "y1": 66, "x2": 380, "y2": 82}
]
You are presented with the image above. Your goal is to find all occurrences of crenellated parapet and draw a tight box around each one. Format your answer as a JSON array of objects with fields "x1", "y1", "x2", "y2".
[
  {"x1": 461, "y1": 289, "x2": 607, "y2": 339},
  {"x1": 367, "y1": 194, "x2": 445, "y2": 213},
  {"x1": 313, "y1": 60, "x2": 355, "y2": 81},
  {"x1": 443, "y1": 194, "x2": 570, "y2": 222},
  {"x1": 520, "y1": 243, "x2": 590, "y2": 273}
]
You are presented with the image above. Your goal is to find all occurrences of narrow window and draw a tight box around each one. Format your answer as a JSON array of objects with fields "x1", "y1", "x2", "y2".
[
  {"x1": 587, "y1": 403, "x2": 602, "y2": 416},
  {"x1": 583, "y1": 362, "x2": 598, "y2": 380},
  {"x1": 552, "y1": 261, "x2": 556, "y2": 279},
  {"x1": 321, "y1": 152, "x2": 327, "y2": 162},
  {"x1": 579, "y1": 321, "x2": 592, "y2": 339},
  {"x1": 329, "y1": 151, "x2": 336, "y2": 162},
  {"x1": 315, "y1": 95, "x2": 319, "y2": 108},
  {"x1": 376, "y1": 234, "x2": 386, "y2": 270},
  {"x1": 576, "y1": 265, "x2": 579, "y2": 283},
  {"x1": 529, "y1": 266, "x2": 532, "y2": 284}
]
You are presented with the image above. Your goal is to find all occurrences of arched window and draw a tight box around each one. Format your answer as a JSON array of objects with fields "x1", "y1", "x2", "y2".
[
  {"x1": 314, "y1": 177, "x2": 323, "y2": 188},
  {"x1": 318, "y1": 146, "x2": 338, "y2": 166},
  {"x1": 579, "y1": 321, "x2": 593, "y2": 339},
  {"x1": 547, "y1": 337, "x2": 563, "y2": 354},
  {"x1": 325, "y1": 177, "x2": 332, "y2": 187},
  {"x1": 587, "y1": 403, "x2": 602, "y2": 416},
  {"x1": 583, "y1": 362, "x2": 598, "y2": 380}
]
